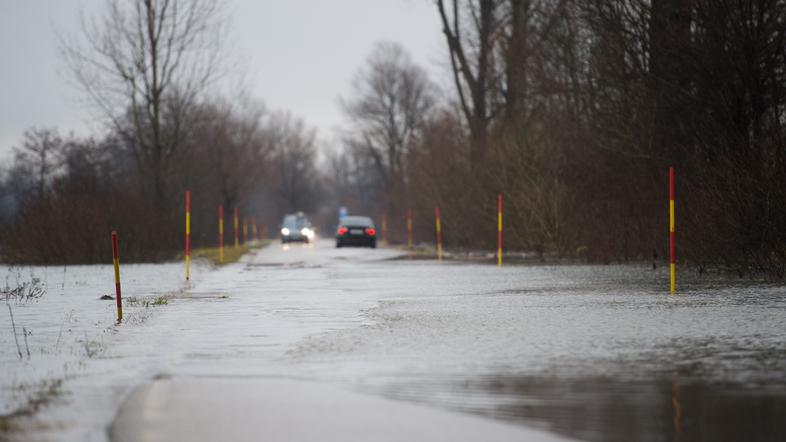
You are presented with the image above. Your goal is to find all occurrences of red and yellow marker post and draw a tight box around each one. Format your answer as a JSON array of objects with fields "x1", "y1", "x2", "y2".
[
  {"x1": 233, "y1": 207, "x2": 239, "y2": 249},
  {"x1": 381, "y1": 212, "x2": 388, "y2": 245},
  {"x1": 435, "y1": 206, "x2": 443, "y2": 261},
  {"x1": 407, "y1": 208, "x2": 413, "y2": 251},
  {"x1": 111, "y1": 231, "x2": 123, "y2": 322},
  {"x1": 497, "y1": 193, "x2": 503, "y2": 267},
  {"x1": 669, "y1": 166, "x2": 676, "y2": 294},
  {"x1": 185, "y1": 191, "x2": 191, "y2": 281},
  {"x1": 242, "y1": 216, "x2": 248, "y2": 245},
  {"x1": 219, "y1": 205, "x2": 225, "y2": 263}
]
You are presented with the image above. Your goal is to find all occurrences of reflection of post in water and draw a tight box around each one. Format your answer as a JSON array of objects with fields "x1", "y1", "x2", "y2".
[
  {"x1": 672, "y1": 372, "x2": 681, "y2": 442},
  {"x1": 382, "y1": 212, "x2": 388, "y2": 245}
]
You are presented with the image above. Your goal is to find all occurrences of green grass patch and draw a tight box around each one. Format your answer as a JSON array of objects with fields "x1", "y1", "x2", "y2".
[{"x1": 189, "y1": 240, "x2": 267, "y2": 266}]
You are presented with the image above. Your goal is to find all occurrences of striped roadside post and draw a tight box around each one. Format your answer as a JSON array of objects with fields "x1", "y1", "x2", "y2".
[
  {"x1": 185, "y1": 191, "x2": 191, "y2": 281},
  {"x1": 111, "y1": 231, "x2": 123, "y2": 322},
  {"x1": 382, "y1": 212, "x2": 388, "y2": 245},
  {"x1": 219, "y1": 205, "x2": 224, "y2": 263},
  {"x1": 233, "y1": 207, "x2": 239, "y2": 249},
  {"x1": 497, "y1": 194, "x2": 503, "y2": 267},
  {"x1": 407, "y1": 208, "x2": 413, "y2": 251},
  {"x1": 435, "y1": 207, "x2": 443, "y2": 261}
]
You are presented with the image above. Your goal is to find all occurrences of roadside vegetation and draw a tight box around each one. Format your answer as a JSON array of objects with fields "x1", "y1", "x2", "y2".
[
  {"x1": 125, "y1": 296, "x2": 169, "y2": 308},
  {"x1": 188, "y1": 241, "x2": 267, "y2": 266},
  {"x1": 0, "y1": 1, "x2": 322, "y2": 265},
  {"x1": 332, "y1": 1, "x2": 786, "y2": 277}
]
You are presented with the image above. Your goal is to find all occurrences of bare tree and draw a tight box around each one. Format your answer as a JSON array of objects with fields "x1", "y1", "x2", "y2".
[
  {"x1": 60, "y1": 0, "x2": 227, "y2": 209},
  {"x1": 501, "y1": 0, "x2": 571, "y2": 120},
  {"x1": 267, "y1": 112, "x2": 320, "y2": 214},
  {"x1": 186, "y1": 99, "x2": 268, "y2": 209},
  {"x1": 341, "y1": 41, "x2": 435, "y2": 213},
  {"x1": 11, "y1": 127, "x2": 66, "y2": 199},
  {"x1": 435, "y1": 0, "x2": 502, "y2": 164}
]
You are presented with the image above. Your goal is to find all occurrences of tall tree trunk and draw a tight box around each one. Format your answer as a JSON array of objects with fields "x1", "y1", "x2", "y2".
[
  {"x1": 649, "y1": 0, "x2": 693, "y2": 164},
  {"x1": 435, "y1": 0, "x2": 497, "y2": 166}
]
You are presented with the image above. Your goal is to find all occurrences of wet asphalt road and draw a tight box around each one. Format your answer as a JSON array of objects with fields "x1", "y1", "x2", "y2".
[{"x1": 103, "y1": 239, "x2": 786, "y2": 442}]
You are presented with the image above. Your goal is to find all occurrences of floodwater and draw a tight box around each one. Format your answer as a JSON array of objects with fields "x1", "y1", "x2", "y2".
[{"x1": 1, "y1": 240, "x2": 785, "y2": 441}]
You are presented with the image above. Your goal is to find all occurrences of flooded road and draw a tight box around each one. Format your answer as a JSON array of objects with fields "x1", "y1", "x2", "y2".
[{"x1": 3, "y1": 240, "x2": 786, "y2": 441}]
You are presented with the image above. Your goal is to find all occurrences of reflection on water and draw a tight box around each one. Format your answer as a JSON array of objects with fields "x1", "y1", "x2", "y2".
[
  {"x1": 380, "y1": 373, "x2": 786, "y2": 442},
  {"x1": 672, "y1": 373, "x2": 681, "y2": 442},
  {"x1": 287, "y1": 260, "x2": 786, "y2": 441}
]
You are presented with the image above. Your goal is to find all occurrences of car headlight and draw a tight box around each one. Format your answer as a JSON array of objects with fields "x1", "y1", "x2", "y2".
[
  {"x1": 301, "y1": 228, "x2": 315, "y2": 239},
  {"x1": 281, "y1": 227, "x2": 290, "y2": 235}
]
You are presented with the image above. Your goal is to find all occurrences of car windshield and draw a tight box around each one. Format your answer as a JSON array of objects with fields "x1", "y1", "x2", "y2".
[
  {"x1": 340, "y1": 216, "x2": 373, "y2": 227},
  {"x1": 282, "y1": 215, "x2": 310, "y2": 229}
]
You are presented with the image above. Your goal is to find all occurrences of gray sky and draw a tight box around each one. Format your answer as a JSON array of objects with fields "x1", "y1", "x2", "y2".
[{"x1": 0, "y1": 0, "x2": 445, "y2": 161}]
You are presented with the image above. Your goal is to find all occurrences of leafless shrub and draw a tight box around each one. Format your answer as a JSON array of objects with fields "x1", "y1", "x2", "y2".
[{"x1": 2, "y1": 272, "x2": 46, "y2": 304}]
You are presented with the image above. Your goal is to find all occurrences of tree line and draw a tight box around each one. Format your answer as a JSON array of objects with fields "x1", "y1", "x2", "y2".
[
  {"x1": 334, "y1": 0, "x2": 786, "y2": 276},
  {"x1": 0, "y1": 0, "x2": 323, "y2": 263},
  {"x1": 0, "y1": 105, "x2": 323, "y2": 264}
]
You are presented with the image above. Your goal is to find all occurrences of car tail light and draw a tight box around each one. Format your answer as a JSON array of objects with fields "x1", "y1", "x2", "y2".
[
  {"x1": 337, "y1": 227, "x2": 348, "y2": 235},
  {"x1": 366, "y1": 227, "x2": 376, "y2": 236}
]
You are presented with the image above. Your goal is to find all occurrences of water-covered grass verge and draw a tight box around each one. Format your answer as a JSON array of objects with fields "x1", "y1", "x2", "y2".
[{"x1": 187, "y1": 241, "x2": 268, "y2": 266}]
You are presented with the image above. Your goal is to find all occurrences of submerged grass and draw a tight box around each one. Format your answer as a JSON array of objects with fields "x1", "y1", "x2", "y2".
[
  {"x1": 189, "y1": 241, "x2": 268, "y2": 266},
  {"x1": 125, "y1": 295, "x2": 169, "y2": 308}
]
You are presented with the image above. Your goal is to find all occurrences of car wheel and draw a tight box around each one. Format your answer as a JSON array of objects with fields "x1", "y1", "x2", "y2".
[{"x1": 336, "y1": 242, "x2": 342, "y2": 248}]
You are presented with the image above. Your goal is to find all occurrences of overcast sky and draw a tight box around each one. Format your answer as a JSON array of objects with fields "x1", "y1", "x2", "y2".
[{"x1": 0, "y1": 0, "x2": 445, "y2": 161}]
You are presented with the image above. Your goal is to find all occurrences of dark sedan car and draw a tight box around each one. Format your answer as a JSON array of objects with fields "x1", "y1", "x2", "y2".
[{"x1": 335, "y1": 216, "x2": 376, "y2": 248}]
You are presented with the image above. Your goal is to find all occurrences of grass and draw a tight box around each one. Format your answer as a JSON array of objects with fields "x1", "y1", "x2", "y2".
[
  {"x1": 386, "y1": 243, "x2": 445, "y2": 261},
  {"x1": 125, "y1": 295, "x2": 169, "y2": 308},
  {"x1": 189, "y1": 240, "x2": 267, "y2": 266}
]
